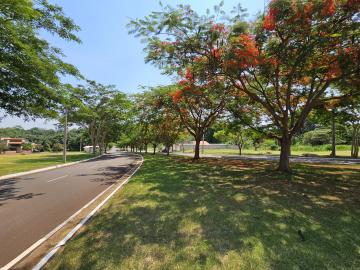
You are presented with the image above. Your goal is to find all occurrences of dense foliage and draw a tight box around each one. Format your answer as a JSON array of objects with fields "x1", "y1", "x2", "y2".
[
  {"x1": 130, "y1": 0, "x2": 360, "y2": 171},
  {"x1": 0, "y1": 126, "x2": 90, "y2": 151},
  {"x1": 0, "y1": 0, "x2": 81, "y2": 119}
]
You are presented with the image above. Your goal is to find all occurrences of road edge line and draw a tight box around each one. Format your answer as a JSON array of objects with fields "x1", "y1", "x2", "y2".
[
  {"x1": 32, "y1": 154, "x2": 144, "y2": 270},
  {"x1": 1, "y1": 177, "x2": 113, "y2": 270},
  {"x1": 0, "y1": 154, "x2": 104, "y2": 181}
]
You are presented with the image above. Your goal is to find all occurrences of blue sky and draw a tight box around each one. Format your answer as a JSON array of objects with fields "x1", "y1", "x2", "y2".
[{"x1": 0, "y1": 0, "x2": 264, "y2": 129}]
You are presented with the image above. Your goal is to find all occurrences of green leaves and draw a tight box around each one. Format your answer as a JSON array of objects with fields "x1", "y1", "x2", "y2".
[{"x1": 0, "y1": 0, "x2": 81, "y2": 119}]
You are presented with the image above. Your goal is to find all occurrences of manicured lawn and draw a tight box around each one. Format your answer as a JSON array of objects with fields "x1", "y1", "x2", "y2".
[
  {"x1": 46, "y1": 155, "x2": 360, "y2": 270},
  {"x1": 0, "y1": 152, "x2": 93, "y2": 177},
  {"x1": 184, "y1": 148, "x2": 352, "y2": 157}
]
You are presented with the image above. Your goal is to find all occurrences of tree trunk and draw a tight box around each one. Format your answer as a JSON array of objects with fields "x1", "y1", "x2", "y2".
[
  {"x1": 166, "y1": 146, "x2": 170, "y2": 156},
  {"x1": 237, "y1": 144, "x2": 242, "y2": 155},
  {"x1": 153, "y1": 144, "x2": 157, "y2": 155},
  {"x1": 351, "y1": 125, "x2": 359, "y2": 158},
  {"x1": 330, "y1": 111, "x2": 336, "y2": 158},
  {"x1": 278, "y1": 135, "x2": 292, "y2": 172},
  {"x1": 145, "y1": 144, "x2": 148, "y2": 154},
  {"x1": 194, "y1": 137, "x2": 201, "y2": 160}
]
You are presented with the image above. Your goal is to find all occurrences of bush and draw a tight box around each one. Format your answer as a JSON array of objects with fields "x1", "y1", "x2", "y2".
[
  {"x1": 22, "y1": 143, "x2": 33, "y2": 151},
  {"x1": 0, "y1": 141, "x2": 9, "y2": 153},
  {"x1": 303, "y1": 129, "x2": 331, "y2": 145},
  {"x1": 262, "y1": 139, "x2": 279, "y2": 151},
  {"x1": 52, "y1": 143, "x2": 64, "y2": 152}
]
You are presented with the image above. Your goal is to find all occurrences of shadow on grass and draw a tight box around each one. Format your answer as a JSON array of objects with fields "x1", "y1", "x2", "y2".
[{"x1": 48, "y1": 155, "x2": 360, "y2": 270}]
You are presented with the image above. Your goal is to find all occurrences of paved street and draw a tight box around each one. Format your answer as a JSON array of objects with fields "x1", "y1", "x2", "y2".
[
  {"x1": 174, "y1": 152, "x2": 360, "y2": 165},
  {"x1": 0, "y1": 153, "x2": 139, "y2": 268}
]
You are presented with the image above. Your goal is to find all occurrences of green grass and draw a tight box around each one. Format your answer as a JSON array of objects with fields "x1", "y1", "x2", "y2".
[
  {"x1": 46, "y1": 155, "x2": 360, "y2": 270},
  {"x1": 0, "y1": 152, "x2": 93, "y2": 177},
  {"x1": 184, "y1": 148, "x2": 352, "y2": 157}
]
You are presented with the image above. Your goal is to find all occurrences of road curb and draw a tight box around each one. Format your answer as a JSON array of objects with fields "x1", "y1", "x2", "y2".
[
  {"x1": 0, "y1": 154, "x2": 103, "y2": 181},
  {"x1": 0, "y1": 153, "x2": 143, "y2": 270},
  {"x1": 32, "y1": 153, "x2": 144, "y2": 270}
]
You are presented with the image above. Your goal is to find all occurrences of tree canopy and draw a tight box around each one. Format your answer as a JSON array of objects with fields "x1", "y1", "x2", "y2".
[{"x1": 0, "y1": 0, "x2": 81, "y2": 119}]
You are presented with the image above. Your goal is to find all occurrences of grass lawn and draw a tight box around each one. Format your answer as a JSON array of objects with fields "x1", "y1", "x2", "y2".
[
  {"x1": 184, "y1": 148, "x2": 352, "y2": 157},
  {"x1": 0, "y1": 152, "x2": 93, "y2": 177},
  {"x1": 46, "y1": 155, "x2": 360, "y2": 270}
]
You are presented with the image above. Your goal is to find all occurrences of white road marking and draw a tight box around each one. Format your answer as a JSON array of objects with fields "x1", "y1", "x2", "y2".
[
  {"x1": 0, "y1": 154, "x2": 142, "y2": 270},
  {"x1": 33, "y1": 155, "x2": 143, "y2": 270},
  {"x1": 47, "y1": 175, "x2": 68, "y2": 183}
]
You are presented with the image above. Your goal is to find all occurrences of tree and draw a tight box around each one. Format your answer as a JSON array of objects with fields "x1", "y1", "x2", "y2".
[
  {"x1": 129, "y1": 3, "x2": 236, "y2": 159},
  {"x1": 132, "y1": 86, "x2": 183, "y2": 155},
  {"x1": 339, "y1": 96, "x2": 360, "y2": 158},
  {"x1": 223, "y1": 0, "x2": 359, "y2": 171},
  {"x1": 214, "y1": 122, "x2": 251, "y2": 155},
  {"x1": 70, "y1": 81, "x2": 131, "y2": 155},
  {"x1": 0, "y1": 0, "x2": 81, "y2": 119}
]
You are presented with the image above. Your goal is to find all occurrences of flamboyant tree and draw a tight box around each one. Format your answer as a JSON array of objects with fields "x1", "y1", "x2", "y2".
[
  {"x1": 223, "y1": 0, "x2": 360, "y2": 171},
  {"x1": 129, "y1": 3, "x2": 237, "y2": 159}
]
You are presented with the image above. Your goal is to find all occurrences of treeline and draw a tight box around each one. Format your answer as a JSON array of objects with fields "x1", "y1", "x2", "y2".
[
  {"x1": 127, "y1": 0, "x2": 360, "y2": 172},
  {"x1": 1, "y1": 1, "x2": 359, "y2": 172},
  {"x1": 0, "y1": 126, "x2": 90, "y2": 152}
]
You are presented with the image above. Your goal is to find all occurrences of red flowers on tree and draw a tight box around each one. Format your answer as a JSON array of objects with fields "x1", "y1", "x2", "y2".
[
  {"x1": 321, "y1": 0, "x2": 336, "y2": 16},
  {"x1": 263, "y1": 5, "x2": 277, "y2": 31}
]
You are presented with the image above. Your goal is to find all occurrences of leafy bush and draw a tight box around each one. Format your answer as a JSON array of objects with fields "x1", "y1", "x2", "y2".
[
  {"x1": 52, "y1": 143, "x2": 63, "y2": 152},
  {"x1": 0, "y1": 141, "x2": 9, "y2": 153},
  {"x1": 303, "y1": 129, "x2": 331, "y2": 145},
  {"x1": 22, "y1": 143, "x2": 33, "y2": 151},
  {"x1": 261, "y1": 139, "x2": 279, "y2": 151}
]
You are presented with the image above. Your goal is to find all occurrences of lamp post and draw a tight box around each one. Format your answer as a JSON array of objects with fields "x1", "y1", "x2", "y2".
[
  {"x1": 63, "y1": 109, "x2": 68, "y2": 163},
  {"x1": 330, "y1": 108, "x2": 336, "y2": 158}
]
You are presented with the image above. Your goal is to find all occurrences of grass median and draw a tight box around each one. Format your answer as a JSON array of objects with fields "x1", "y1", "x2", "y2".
[
  {"x1": 46, "y1": 155, "x2": 360, "y2": 270},
  {"x1": 0, "y1": 152, "x2": 93, "y2": 177}
]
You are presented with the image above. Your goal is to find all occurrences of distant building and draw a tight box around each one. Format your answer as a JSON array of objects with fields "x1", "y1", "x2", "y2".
[
  {"x1": 0, "y1": 138, "x2": 27, "y2": 153},
  {"x1": 173, "y1": 141, "x2": 235, "y2": 152},
  {"x1": 83, "y1": 145, "x2": 99, "y2": 153}
]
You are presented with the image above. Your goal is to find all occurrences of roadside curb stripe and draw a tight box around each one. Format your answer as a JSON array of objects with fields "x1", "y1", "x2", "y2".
[
  {"x1": 32, "y1": 154, "x2": 144, "y2": 270},
  {"x1": 0, "y1": 155, "x2": 104, "y2": 181}
]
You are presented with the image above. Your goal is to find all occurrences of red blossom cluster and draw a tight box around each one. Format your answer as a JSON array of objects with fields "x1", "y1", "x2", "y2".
[
  {"x1": 185, "y1": 68, "x2": 193, "y2": 80},
  {"x1": 171, "y1": 89, "x2": 183, "y2": 103},
  {"x1": 211, "y1": 48, "x2": 222, "y2": 59},
  {"x1": 304, "y1": 3, "x2": 314, "y2": 16},
  {"x1": 263, "y1": 5, "x2": 278, "y2": 31},
  {"x1": 321, "y1": 0, "x2": 336, "y2": 16},
  {"x1": 232, "y1": 34, "x2": 261, "y2": 68}
]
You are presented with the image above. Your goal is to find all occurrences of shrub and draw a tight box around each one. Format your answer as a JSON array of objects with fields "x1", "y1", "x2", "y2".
[
  {"x1": 0, "y1": 141, "x2": 9, "y2": 153},
  {"x1": 22, "y1": 143, "x2": 33, "y2": 151},
  {"x1": 303, "y1": 129, "x2": 331, "y2": 145},
  {"x1": 52, "y1": 143, "x2": 64, "y2": 152},
  {"x1": 262, "y1": 139, "x2": 279, "y2": 151}
]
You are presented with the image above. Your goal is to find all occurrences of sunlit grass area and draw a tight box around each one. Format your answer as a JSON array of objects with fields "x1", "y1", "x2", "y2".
[
  {"x1": 46, "y1": 155, "x2": 360, "y2": 270},
  {"x1": 0, "y1": 152, "x2": 93, "y2": 177}
]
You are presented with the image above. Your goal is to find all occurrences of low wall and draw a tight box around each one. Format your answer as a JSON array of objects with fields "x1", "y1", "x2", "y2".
[{"x1": 173, "y1": 144, "x2": 237, "y2": 151}]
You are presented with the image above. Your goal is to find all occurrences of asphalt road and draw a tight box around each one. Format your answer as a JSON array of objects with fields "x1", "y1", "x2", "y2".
[
  {"x1": 175, "y1": 152, "x2": 360, "y2": 165},
  {"x1": 0, "y1": 153, "x2": 139, "y2": 268}
]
